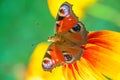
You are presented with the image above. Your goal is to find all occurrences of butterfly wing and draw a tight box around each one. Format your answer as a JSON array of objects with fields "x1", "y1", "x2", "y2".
[
  {"x1": 42, "y1": 2, "x2": 88, "y2": 71},
  {"x1": 42, "y1": 43, "x2": 65, "y2": 71},
  {"x1": 55, "y1": 2, "x2": 78, "y2": 33},
  {"x1": 54, "y1": 2, "x2": 88, "y2": 62}
]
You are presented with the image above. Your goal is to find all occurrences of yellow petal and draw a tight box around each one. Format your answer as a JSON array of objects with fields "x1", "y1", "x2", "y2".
[
  {"x1": 62, "y1": 58, "x2": 106, "y2": 80},
  {"x1": 83, "y1": 30, "x2": 120, "y2": 79},
  {"x1": 48, "y1": 0, "x2": 96, "y2": 19}
]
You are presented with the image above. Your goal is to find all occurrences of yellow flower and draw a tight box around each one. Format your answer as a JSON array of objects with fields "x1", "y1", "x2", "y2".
[
  {"x1": 26, "y1": 0, "x2": 120, "y2": 80},
  {"x1": 26, "y1": 30, "x2": 120, "y2": 80},
  {"x1": 48, "y1": 0, "x2": 96, "y2": 19}
]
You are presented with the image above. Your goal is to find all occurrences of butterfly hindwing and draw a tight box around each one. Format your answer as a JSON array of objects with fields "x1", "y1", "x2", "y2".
[{"x1": 42, "y1": 43, "x2": 65, "y2": 71}]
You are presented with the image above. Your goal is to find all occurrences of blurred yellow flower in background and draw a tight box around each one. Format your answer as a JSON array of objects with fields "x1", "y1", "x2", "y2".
[
  {"x1": 48, "y1": 0, "x2": 96, "y2": 19},
  {"x1": 26, "y1": 0, "x2": 120, "y2": 80}
]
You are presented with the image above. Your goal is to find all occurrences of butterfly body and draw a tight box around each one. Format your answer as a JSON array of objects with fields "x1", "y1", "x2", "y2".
[{"x1": 42, "y1": 2, "x2": 88, "y2": 71}]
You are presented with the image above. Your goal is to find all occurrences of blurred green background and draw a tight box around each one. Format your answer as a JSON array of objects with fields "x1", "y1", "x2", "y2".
[{"x1": 0, "y1": 0, "x2": 120, "y2": 80}]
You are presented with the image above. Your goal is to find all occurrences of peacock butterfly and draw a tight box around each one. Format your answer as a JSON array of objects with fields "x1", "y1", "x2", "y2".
[{"x1": 42, "y1": 2, "x2": 88, "y2": 71}]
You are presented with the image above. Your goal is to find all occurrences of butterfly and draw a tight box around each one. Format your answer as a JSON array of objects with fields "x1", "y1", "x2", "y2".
[{"x1": 42, "y1": 2, "x2": 88, "y2": 71}]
